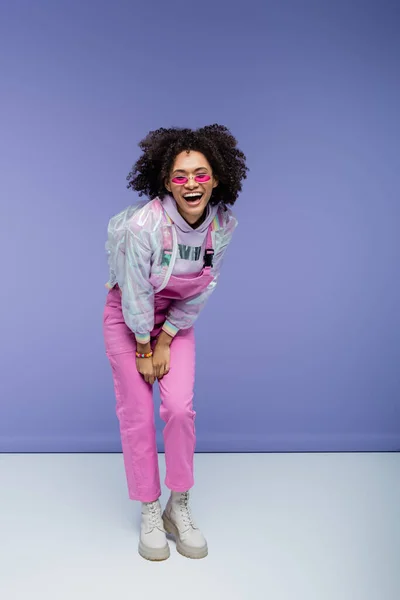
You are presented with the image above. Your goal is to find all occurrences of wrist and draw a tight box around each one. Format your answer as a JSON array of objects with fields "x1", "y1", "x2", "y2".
[
  {"x1": 137, "y1": 342, "x2": 151, "y2": 354},
  {"x1": 156, "y1": 330, "x2": 173, "y2": 348},
  {"x1": 136, "y1": 351, "x2": 153, "y2": 359}
]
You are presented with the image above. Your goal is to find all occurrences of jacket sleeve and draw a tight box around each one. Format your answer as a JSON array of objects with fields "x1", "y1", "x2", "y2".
[
  {"x1": 162, "y1": 211, "x2": 238, "y2": 337},
  {"x1": 120, "y1": 228, "x2": 154, "y2": 344}
]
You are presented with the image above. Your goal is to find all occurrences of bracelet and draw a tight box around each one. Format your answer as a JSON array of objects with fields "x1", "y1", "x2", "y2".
[{"x1": 135, "y1": 351, "x2": 153, "y2": 359}]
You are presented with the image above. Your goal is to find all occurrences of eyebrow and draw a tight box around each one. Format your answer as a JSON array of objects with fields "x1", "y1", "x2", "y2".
[{"x1": 172, "y1": 167, "x2": 210, "y2": 175}]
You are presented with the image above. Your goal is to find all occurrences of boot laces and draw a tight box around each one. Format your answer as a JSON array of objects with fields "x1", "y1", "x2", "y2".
[
  {"x1": 147, "y1": 501, "x2": 163, "y2": 530},
  {"x1": 179, "y1": 492, "x2": 196, "y2": 528}
]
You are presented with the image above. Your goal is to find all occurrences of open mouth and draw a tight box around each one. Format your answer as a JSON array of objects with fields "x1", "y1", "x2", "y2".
[{"x1": 183, "y1": 193, "x2": 203, "y2": 204}]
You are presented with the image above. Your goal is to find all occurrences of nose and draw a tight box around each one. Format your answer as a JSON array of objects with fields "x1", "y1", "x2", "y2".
[{"x1": 184, "y1": 175, "x2": 199, "y2": 190}]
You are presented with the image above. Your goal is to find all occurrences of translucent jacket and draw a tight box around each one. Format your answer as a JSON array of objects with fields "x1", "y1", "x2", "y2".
[{"x1": 105, "y1": 198, "x2": 238, "y2": 344}]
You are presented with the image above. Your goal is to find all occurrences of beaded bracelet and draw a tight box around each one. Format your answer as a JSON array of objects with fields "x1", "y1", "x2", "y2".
[{"x1": 135, "y1": 351, "x2": 153, "y2": 359}]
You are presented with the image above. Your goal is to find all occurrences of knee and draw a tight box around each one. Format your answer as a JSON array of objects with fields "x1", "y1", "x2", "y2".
[{"x1": 160, "y1": 400, "x2": 195, "y2": 423}]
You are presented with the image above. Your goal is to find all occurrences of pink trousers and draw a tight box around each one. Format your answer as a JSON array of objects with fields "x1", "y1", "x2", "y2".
[{"x1": 103, "y1": 288, "x2": 196, "y2": 502}]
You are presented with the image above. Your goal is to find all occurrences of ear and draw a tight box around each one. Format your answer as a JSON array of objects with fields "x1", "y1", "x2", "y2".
[
  {"x1": 212, "y1": 177, "x2": 219, "y2": 189},
  {"x1": 165, "y1": 178, "x2": 171, "y2": 193}
]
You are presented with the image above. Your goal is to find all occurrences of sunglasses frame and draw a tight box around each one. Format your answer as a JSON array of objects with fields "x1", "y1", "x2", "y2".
[{"x1": 171, "y1": 174, "x2": 212, "y2": 185}]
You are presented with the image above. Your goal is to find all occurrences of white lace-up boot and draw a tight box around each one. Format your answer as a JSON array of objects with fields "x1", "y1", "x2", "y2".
[
  {"x1": 139, "y1": 500, "x2": 170, "y2": 561},
  {"x1": 162, "y1": 491, "x2": 208, "y2": 559}
]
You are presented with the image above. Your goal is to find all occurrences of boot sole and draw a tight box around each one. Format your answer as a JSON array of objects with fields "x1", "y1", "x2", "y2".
[
  {"x1": 138, "y1": 540, "x2": 170, "y2": 562},
  {"x1": 162, "y1": 512, "x2": 208, "y2": 560}
]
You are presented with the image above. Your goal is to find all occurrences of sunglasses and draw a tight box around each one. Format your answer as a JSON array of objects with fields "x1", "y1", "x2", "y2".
[{"x1": 171, "y1": 174, "x2": 211, "y2": 185}]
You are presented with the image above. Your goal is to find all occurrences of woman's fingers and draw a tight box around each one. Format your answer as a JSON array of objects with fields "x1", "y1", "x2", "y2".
[
  {"x1": 142, "y1": 358, "x2": 170, "y2": 382},
  {"x1": 146, "y1": 374, "x2": 155, "y2": 385},
  {"x1": 157, "y1": 362, "x2": 169, "y2": 380}
]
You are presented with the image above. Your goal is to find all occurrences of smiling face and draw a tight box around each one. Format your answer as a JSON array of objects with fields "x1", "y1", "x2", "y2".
[{"x1": 165, "y1": 150, "x2": 218, "y2": 225}]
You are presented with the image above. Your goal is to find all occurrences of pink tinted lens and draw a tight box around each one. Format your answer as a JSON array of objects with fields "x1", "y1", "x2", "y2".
[{"x1": 171, "y1": 174, "x2": 211, "y2": 185}]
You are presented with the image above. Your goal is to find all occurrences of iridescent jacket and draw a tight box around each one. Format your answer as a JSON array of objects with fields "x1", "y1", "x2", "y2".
[{"x1": 105, "y1": 198, "x2": 238, "y2": 344}]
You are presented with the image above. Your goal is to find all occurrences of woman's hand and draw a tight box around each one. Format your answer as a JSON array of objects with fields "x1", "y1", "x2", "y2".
[
  {"x1": 136, "y1": 357, "x2": 156, "y2": 385},
  {"x1": 152, "y1": 343, "x2": 170, "y2": 380},
  {"x1": 153, "y1": 331, "x2": 172, "y2": 380},
  {"x1": 135, "y1": 341, "x2": 155, "y2": 385}
]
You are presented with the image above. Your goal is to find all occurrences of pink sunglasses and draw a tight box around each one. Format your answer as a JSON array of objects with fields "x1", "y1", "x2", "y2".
[{"x1": 171, "y1": 174, "x2": 211, "y2": 185}]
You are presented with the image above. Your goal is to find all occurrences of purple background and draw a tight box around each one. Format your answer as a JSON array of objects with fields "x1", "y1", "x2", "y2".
[{"x1": 1, "y1": 0, "x2": 399, "y2": 453}]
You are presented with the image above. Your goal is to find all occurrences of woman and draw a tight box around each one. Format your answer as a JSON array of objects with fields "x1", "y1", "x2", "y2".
[{"x1": 103, "y1": 124, "x2": 247, "y2": 561}]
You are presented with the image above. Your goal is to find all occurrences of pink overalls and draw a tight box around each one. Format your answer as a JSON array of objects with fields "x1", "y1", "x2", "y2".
[{"x1": 103, "y1": 219, "x2": 214, "y2": 502}]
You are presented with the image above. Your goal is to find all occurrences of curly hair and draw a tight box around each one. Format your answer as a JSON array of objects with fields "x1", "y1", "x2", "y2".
[{"x1": 126, "y1": 124, "x2": 248, "y2": 206}]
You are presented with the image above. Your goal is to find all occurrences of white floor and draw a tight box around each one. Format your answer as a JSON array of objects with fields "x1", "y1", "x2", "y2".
[{"x1": 1, "y1": 452, "x2": 399, "y2": 600}]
